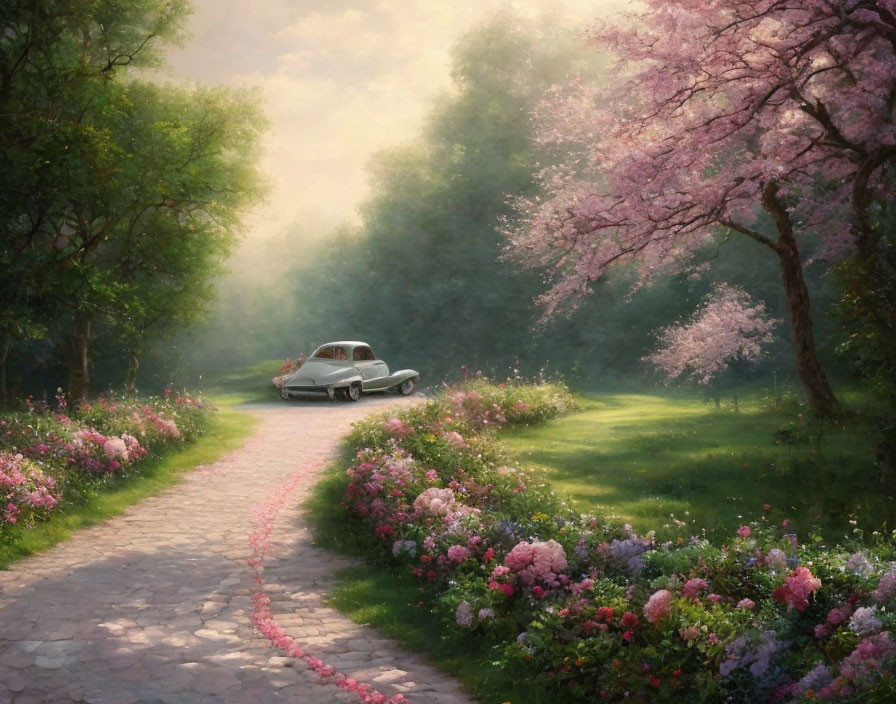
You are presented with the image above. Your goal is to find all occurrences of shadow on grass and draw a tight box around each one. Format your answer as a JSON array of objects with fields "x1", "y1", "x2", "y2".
[{"x1": 501, "y1": 392, "x2": 889, "y2": 540}]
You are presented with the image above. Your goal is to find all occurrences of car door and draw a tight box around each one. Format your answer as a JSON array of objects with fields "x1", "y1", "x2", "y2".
[{"x1": 353, "y1": 346, "x2": 390, "y2": 389}]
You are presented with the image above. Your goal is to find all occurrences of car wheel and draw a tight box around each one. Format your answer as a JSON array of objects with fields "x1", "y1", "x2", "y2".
[
  {"x1": 398, "y1": 378, "x2": 416, "y2": 396},
  {"x1": 280, "y1": 388, "x2": 290, "y2": 400},
  {"x1": 346, "y1": 383, "x2": 362, "y2": 402}
]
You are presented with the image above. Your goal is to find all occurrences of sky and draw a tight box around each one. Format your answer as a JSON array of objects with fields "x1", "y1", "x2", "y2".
[{"x1": 162, "y1": 0, "x2": 623, "y2": 255}]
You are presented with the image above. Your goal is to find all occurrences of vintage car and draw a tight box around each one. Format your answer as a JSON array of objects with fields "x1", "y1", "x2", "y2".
[{"x1": 279, "y1": 341, "x2": 419, "y2": 401}]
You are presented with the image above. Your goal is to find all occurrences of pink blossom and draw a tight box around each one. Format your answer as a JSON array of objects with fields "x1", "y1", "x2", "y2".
[
  {"x1": 737, "y1": 599, "x2": 756, "y2": 610},
  {"x1": 679, "y1": 625, "x2": 700, "y2": 642},
  {"x1": 643, "y1": 590, "x2": 672, "y2": 625},
  {"x1": 737, "y1": 525, "x2": 752, "y2": 539},
  {"x1": 384, "y1": 417, "x2": 408, "y2": 437},
  {"x1": 647, "y1": 288, "x2": 779, "y2": 384},
  {"x1": 446, "y1": 545, "x2": 471, "y2": 564},
  {"x1": 503, "y1": 539, "x2": 568, "y2": 585},
  {"x1": 682, "y1": 578, "x2": 708, "y2": 600},
  {"x1": 773, "y1": 567, "x2": 822, "y2": 612}
]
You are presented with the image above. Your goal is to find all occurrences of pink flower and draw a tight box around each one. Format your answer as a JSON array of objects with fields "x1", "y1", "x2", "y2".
[
  {"x1": 737, "y1": 525, "x2": 752, "y2": 539},
  {"x1": 595, "y1": 606, "x2": 615, "y2": 623},
  {"x1": 447, "y1": 545, "x2": 471, "y2": 563},
  {"x1": 643, "y1": 589, "x2": 672, "y2": 625},
  {"x1": 682, "y1": 578, "x2": 708, "y2": 600},
  {"x1": 503, "y1": 539, "x2": 568, "y2": 585},
  {"x1": 737, "y1": 598, "x2": 756, "y2": 610},
  {"x1": 621, "y1": 611, "x2": 639, "y2": 628},
  {"x1": 384, "y1": 417, "x2": 408, "y2": 436},
  {"x1": 444, "y1": 431, "x2": 467, "y2": 449},
  {"x1": 679, "y1": 625, "x2": 700, "y2": 642},
  {"x1": 571, "y1": 578, "x2": 595, "y2": 596},
  {"x1": 773, "y1": 566, "x2": 822, "y2": 612}
]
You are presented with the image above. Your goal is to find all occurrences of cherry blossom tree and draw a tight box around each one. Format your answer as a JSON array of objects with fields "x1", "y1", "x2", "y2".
[
  {"x1": 506, "y1": 1, "x2": 896, "y2": 417},
  {"x1": 646, "y1": 285, "x2": 779, "y2": 384}
]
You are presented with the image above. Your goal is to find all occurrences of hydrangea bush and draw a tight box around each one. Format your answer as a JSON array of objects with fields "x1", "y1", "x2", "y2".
[
  {"x1": 328, "y1": 381, "x2": 896, "y2": 703},
  {"x1": 1, "y1": 390, "x2": 213, "y2": 537}
]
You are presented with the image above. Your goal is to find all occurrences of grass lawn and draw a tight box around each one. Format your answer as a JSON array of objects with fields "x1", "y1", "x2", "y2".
[
  {"x1": 0, "y1": 405, "x2": 257, "y2": 569},
  {"x1": 499, "y1": 391, "x2": 888, "y2": 541},
  {"x1": 204, "y1": 359, "x2": 283, "y2": 405}
]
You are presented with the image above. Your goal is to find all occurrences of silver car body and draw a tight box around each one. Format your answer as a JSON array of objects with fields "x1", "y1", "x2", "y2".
[{"x1": 280, "y1": 341, "x2": 419, "y2": 401}]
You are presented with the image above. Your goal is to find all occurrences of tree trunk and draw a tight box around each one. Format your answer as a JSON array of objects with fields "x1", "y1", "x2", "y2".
[
  {"x1": 763, "y1": 181, "x2": 839, "y2": 418},
  {"x1": 0, "y1": 337, "x2": 8, "y2": 406},
  {"x1": 66, "y1": 311, "x2": 91, "y2": 401},
  {"x1": 125, "y1": 351, "x2": 139, "y2": 394}
]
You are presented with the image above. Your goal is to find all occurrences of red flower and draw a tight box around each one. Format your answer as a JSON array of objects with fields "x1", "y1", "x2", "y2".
[
  {"x1": 621, "y1": 611, "x2": 639, "y2": 628},
  {"x1": 649, "y1": 675, "x2": 661, "y2": 688}
]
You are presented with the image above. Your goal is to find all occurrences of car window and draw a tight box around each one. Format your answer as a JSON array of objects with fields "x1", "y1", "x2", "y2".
[
  {"x1": 353, "y1": 346, "x2": 376, "y2": 361},
  {"x1": 312, "y1": 347, "x2": 332, "y2": 359}
]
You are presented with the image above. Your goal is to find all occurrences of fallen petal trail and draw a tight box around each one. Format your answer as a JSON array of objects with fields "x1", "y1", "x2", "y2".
[
  {"x1": 0, "y1": 398, "x2": 473, "y2": 703},
  {"x1": 248, "y1": 465, "x2": 407, "y2": 703}
]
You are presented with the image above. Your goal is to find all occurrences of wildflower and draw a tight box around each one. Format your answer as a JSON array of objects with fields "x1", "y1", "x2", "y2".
[
  {"x1": 737, "y1": 525, "x2": 752, "y2": 539},
  {"x1": 872, "y1": 570, "x2": 896, "y2": 603},
  {"x1": 845, "y1": 552, "x2": 874, "y2": 576},
  {"x1": 455, "y1": 601, "x2": 473, "y2": 628},
  {"x1": 477, "y1": 608, "x2": 495, "y2": 622},
  {"x1": 737, "y1": 598, "x2": 756, "y2": 610},
  {"x1": 848, "y1": 607, "x2": 883, "y2": 635},
  {"x1": 795, "y1": 664, "x2": 833, "y2": 695},
  {"x1": 766, "y1": 548, "x2": 788, "y2": 570}
]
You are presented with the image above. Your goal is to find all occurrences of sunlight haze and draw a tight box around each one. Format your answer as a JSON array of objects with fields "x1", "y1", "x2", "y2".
[{"x1": 163, "y1": 0, "x2": 627, "y2": 253}]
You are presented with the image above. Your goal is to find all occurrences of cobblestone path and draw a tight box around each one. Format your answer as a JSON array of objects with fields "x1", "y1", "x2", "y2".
[{"x1": 0, "y1": 398, "x2": 475, "y2": 704}]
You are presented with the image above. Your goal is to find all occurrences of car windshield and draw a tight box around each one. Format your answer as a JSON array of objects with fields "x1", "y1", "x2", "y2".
[{"x1": 313, "y1": 346, "x2": 348, "y2": 360}]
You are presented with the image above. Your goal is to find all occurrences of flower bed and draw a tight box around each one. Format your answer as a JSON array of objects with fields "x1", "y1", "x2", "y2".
[
  {"x1": 327, "y1": 380, "x2": 895, "y2": 703},
  {"x1": 1, "y1": 390, "x2": 213, "y2": 538}
]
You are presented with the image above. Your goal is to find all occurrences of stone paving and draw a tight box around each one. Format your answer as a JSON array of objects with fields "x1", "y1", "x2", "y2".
[{"x1": 0, "y1": 397, "x2": 476, "y2": 704}]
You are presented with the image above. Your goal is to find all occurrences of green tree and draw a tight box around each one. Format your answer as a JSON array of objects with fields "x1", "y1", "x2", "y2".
[
  {"x1": 281, "y1": 14, "x2": 606, "y2": 379},
  {"x1": 0, "y1": 1, "x2": 265, "y2": 399}
]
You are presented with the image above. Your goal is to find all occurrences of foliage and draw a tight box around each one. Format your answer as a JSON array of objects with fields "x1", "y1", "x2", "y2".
[
  {"x1": 0, "y1": 390, "x2": 214, "y2": 540},
  {"x1": 178, "y1": 12, "x2": 615, "y2": 385},
  {"x1": 313, "y1": 380, "x2": 896, "y2": 702},
  {"x1": 0, "y1": 0, "x2": 266, "y2": 398},
  {"x1": 505, "y1": 1, "x2": 896, "y2": 416},
  {"x1": 501, "y1": 391, "x2": 888, "y2": 540}
]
